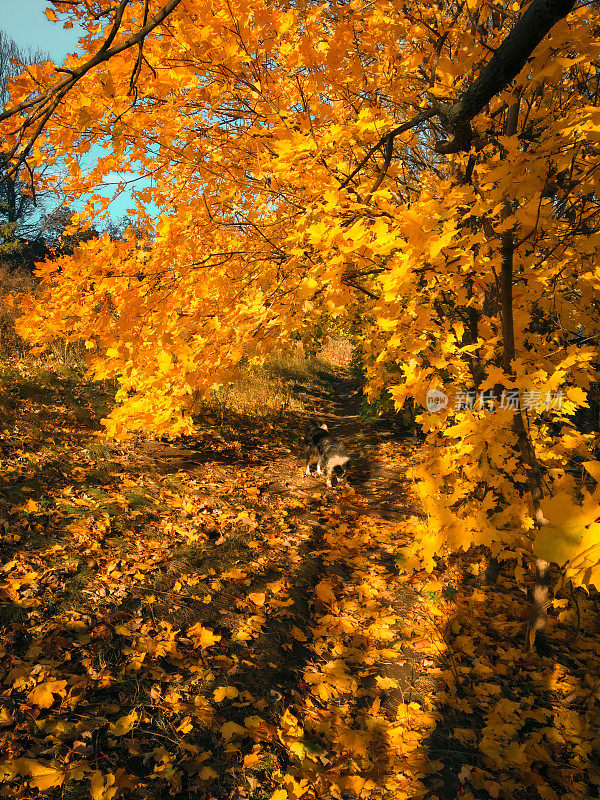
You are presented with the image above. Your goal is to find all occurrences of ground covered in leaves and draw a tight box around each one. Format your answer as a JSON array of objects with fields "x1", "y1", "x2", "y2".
[{"x1": 0, "y1": 359, "x2": 599, "y2": 800}]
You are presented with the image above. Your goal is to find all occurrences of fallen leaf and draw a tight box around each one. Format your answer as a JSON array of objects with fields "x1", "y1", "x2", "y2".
[
  {"x1": 109, "y1": 711, "x2": 138, "y2": 736},
  {"x1": 27, "y1": 680, "x2": 67, "y2": 709},
  {"x1": 214, "y1": 686, "x2": 240, "y2": 702},
  {"x1": 249, "y1": 591, "x2": 266, "y2": 606}
]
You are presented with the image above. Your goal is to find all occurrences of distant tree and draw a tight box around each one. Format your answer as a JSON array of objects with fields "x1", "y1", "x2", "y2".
[
  {"x1": 0, "y1": 30, "x2": 84, "y2": 268},
  {"x1": 41, "y1": 205, "x2": 100, "y2": 253},
  {"x1": 102, "y1": 214, "x2": 145, "y2": 242},
  {"x1": 0, "y1": 31, "x2": 49, "y2": 260}
]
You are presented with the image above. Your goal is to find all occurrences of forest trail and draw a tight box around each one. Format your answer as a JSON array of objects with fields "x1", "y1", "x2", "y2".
[
  {"x1": 106, "y1": 363, "x2": 446, "y2": 798},
  {"x1": 137, "y1": 365, "x2": 418, "y2": 521},
  {"x1": 1, "y1": 361, "x2": 600, "y2": 800}
]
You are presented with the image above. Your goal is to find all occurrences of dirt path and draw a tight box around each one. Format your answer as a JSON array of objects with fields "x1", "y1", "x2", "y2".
[
  {"x1": 136, "y1": 368, "x2": 419, "y2": 521},
  {"x1": 127, "y1": 367, "x2": 441, "y2": 797}
]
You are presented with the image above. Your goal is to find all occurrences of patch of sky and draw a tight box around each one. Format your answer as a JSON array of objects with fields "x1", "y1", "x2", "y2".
[{"x1": 0, "y1": 0, "x2": 158, "y2": 227}]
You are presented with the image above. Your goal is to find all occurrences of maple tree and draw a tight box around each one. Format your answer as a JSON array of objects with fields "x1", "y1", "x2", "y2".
[{"x1": 1, "y1": 0, "x2": 600, "y2": 655}]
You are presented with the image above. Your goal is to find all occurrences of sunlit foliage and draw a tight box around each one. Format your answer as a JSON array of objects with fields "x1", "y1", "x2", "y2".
[{"x1": 4, "y1": 1, "x2": 600, "y2": 642}]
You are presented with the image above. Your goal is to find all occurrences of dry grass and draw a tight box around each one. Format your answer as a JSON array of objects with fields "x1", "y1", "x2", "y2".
[
  {"x1": 211, "y1": 368, "x2": 305, "y2": 418},
  {"x1": 0, "y1": 263, "x2": 94, "y2": 366},
  {"x1": 319, "y1": 336, "x2": 353, "y2": 367},
  {"x1": 0, "y1": 270, "x2": 355, "y2": 422},
  {"x1": 0, "y1": 263, "x2": 36, "y2": 359},
  {"x1": 209, "y1": 339, "x2": 353, "y2": 419}
]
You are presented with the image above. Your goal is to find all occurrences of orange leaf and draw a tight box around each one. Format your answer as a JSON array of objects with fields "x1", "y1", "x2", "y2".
[
  {"x1": 214, "y1": 686, "x2": 239, "y2": 702},
  {"x1": 188, "y1": 623, "x2": 221, "y2": 649},
  {"x1": 314, "y1": 580, "x2": 336, "y2": 605},
  {"x1": 249, "y1": 591, "x2": 266, "y2": 606},
  {"x1": 220, "y1": 720, "x2": 246, "y2": 741},
  {"x1": 290, "y1": 625, "x2": 307, "y2": 642},
  {"x1": 27, "y1": 680, "x2": 67, "y2": 708}
]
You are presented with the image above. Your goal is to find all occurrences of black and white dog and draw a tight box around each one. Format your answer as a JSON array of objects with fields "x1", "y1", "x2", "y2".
[{"x1": 305, "y1": 420, "x2": 350, "y2": 488}]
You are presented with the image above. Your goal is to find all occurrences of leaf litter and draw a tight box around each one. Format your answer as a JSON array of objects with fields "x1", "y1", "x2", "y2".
[{"x1": 0, "y1": 363, "x2": 599, "y2": 800}]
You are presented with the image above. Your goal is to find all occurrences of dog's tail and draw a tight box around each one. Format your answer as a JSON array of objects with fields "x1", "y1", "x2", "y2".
[{"x1": 307, "y1": 418, "x2": 328, "y2": 433}]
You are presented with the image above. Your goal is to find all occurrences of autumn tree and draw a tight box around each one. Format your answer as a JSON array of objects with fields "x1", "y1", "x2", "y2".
[
  {"x1": 0, "y1": 30, "x2": 82, "y2": 268},
  {"x1": 3, "y1": 0, "x2": 600, "y2": 636},
  {"x1": 0, "y1": 31, "x2": 45, "y2": 258}
]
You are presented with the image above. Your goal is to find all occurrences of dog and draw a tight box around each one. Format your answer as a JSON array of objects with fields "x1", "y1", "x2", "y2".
[{"x1": 305, "y1": 420, "x2": 350, "y2": 488}]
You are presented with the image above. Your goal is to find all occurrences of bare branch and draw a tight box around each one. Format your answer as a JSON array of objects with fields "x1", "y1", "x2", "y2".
[
  {"x1": 129, "y1": 0, "x2": 152, "y2": 95},
  {"x1": 339, "y1": 108, "x2": 436, "y2": 191},
  {"x1": 366, "y1": 132, "x2": 394, "y2": 199}
]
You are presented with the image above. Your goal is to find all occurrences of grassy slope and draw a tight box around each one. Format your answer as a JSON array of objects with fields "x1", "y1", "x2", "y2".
[{"x1": 0, "y1": 356, "x2": 599, "y2": 800}]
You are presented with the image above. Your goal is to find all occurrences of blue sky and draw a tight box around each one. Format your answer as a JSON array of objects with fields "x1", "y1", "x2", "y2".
[
  {"x1": 0, "y1": 2, "x2": 152, "y2": 225},
  {"x1": 0, "y1": 1, "x2": 84, "y2": 63}
]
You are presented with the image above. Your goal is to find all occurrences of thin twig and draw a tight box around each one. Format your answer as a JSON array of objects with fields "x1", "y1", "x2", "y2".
[{"x1": 339, "y1": 109, "x2": 436, "y2": 191}]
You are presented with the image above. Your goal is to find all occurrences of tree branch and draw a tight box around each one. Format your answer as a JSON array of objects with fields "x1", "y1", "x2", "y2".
[
  {"x1": 0, "y1": 0, "x2": 182, "y2": 176},
  {"x1": 435, "y1": 0, "x2": 576, "y2": 154},
  {"x1": 366, "y1": 131, "x2": 394, "y2": 199},
  {"x1": 129, "y1": 0, "x2": 152, "y2": 95},
  {"x1": 339, "y1": 109, "x2": 435, "y2": 191},
  {"x1": 0, "y1": 0, "x2": 578, "y2": 185}
]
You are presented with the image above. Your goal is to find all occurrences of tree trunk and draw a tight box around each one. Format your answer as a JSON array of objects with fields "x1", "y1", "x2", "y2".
[{"x1": 494, "y1": 99, "x2": 551, "y2": 649}]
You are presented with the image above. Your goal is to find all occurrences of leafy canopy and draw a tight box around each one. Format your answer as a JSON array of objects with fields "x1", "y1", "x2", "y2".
[{"x1": 5, "y1": 0, "x2": 600, "y2": 578}]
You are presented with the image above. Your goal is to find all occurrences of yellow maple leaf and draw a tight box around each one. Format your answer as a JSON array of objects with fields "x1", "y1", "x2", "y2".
[
  {"x1": 243, "y1": 752, "x2": 261, "y2": 767},
  {"x1": 109, "y1": 710, "x2": 138, "y2": 736},
  {"x1": 314, "y1": 580, "x2": 336, "y2": 605},
  {"x1": 290, "y1": 625, "x2": 307, "y2": 642},
  {"x1": 375, "y1": 675, "x2": 399, "y2": 691},
  {"x1": 22, "y1": 760, "x2": 65, "y2": 791},
  {"x1": 188, "y1": 623, "x2": 221, "y2": 649},
  {"x1": 90, "y1": 770, "x2": 117, "y2": 800},
  {"x1": 335, "y1": 728, "x2": 370, "y2": 758},
  {"x1": 199, "y1": 766, "x2": 218, "y2": 780},
  {"x1": 534, "y1": 492, "x2": 600, "y2": 566},
  {"x1": 376, "y1": 317, "x2": 397, "y2": 332},
  {"x1": 27, "y1": 679, "x2": 67, "y2": 708},
  {"x1": 335, "y1": 775, "x2": 365, "y2": 794},
  {"x1": 220, "y1": 720, "x2": 246, "y2": 741},
  {"x1": 77, "y1": 106, "x2": 93, "y2": 128},
  {"x1": 249, "y1": 591, "x2": 266, "y2": 606},
  {"x1": 303, "y1": 674, "x2": 336, "y2": 701},
  {"x1": 282, "y1": 775, "x2": 310, "y2": 798},
  {"x1": 214, "y1": 686, "x2": 239, "y2": 702},
  {"x1": 288, "y1": 741, "x2": 306, "y2": 760}
]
